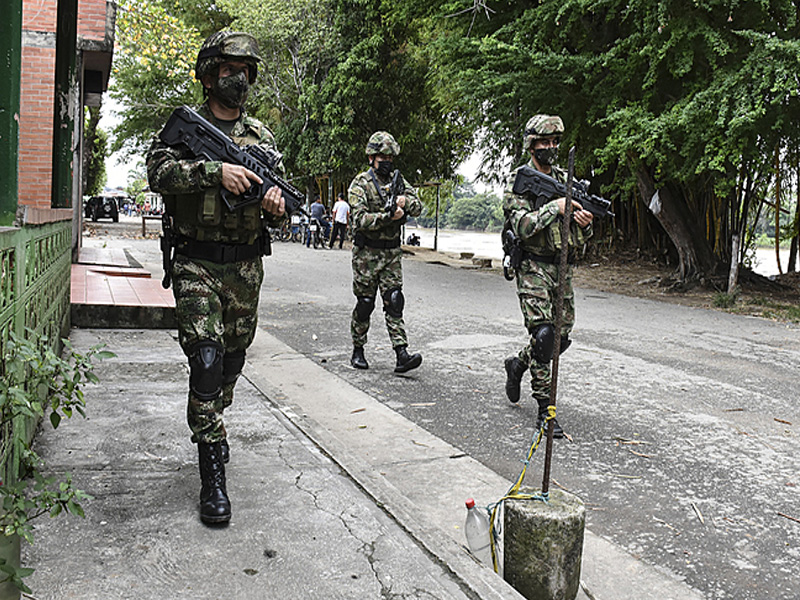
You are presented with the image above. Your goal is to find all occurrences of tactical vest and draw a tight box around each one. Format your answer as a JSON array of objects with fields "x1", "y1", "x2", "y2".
[
  {"x1": 163, "y1": 114, "x2": 264, "y2": 245},
  {"x1": 352, "y1": 170, "x2": 404, "y2": 241},
  {"x1": 517, "y1": 165, "x2": 583, "y2": 257}
]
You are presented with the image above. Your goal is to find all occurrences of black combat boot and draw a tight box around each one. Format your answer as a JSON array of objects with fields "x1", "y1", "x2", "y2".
[
  {"x1": 394, "y1": 345, "x2": 422, "y2": 373},
  {"x1": 351, "y1": 346, "x2": 369, "y2": 369},
  {"x1": 535, "y1": 406, "x2": 564, "y2": 439},
  {"x1": 221, "y1": 438, "x2": 230, "y2": 464},
  {"x1": 504, "y1": 356, "x2": 527, "y2": 404},
  {"x1": 198, "y1": 441, "x2": 231, "y2": 524}
]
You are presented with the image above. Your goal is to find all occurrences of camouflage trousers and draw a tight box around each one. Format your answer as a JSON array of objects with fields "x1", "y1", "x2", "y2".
[
  {"x1": 350, "y1": 245, "x2": 407, "y2": 348},
  {"x1": 172, "y1": 254, "x2": 263, "y2": 444},
  {"x1": 515, "y1": 260, "x2": 575, "y2": 406}
]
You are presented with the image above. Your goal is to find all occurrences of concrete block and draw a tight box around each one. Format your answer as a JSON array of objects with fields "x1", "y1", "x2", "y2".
[{"x1": 504, "y1": 488, "x2": 585, "y2": 600}]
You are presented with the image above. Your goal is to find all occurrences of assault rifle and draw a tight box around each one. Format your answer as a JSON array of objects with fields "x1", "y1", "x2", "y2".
[
  {"x1": 385, "y1": 169, "x2": 404, "y2": 217},
  {"x1": 159, "y1": 105, "x2": 306, "y2": 215},
  {"x1": 512, "y1": 165, "x2": 614, "y2": 219}
]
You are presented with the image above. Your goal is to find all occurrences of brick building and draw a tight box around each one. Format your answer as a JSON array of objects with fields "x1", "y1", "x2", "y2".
[
  {"x1": 1, "y1": 0, "x2": 117, "y2": 488},
  {"x1": 15, "y1": 0, "x2": 116, "y2": 231}
]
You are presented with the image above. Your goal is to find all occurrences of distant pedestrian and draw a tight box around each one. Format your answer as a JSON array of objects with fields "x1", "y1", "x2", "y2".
[
  {"x1": 305, "y1": 196, "x2": 330, "y2": 247},
  {"x1": 348, "y1": 131, "x2": 423, "y2": 373},
  {"x1": 330, "y1": 192, "x2": 350, "y2": 249},
  {"x1": 502, "y1": 114, "x2": 593, "y2": 438}
]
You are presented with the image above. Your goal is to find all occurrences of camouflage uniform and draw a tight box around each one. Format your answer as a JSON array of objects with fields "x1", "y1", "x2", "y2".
[
  {"x1": 146, "y1": 103, "x2": 285, "y2": 444},
  {"x1": 504, "y1": 117, "x2": 593, "y2": 409},
  {"x1": 348, "y1": 152, "x2": 422, "y2": 349}
]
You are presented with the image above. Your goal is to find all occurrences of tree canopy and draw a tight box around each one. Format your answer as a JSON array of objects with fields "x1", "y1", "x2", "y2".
[
  {"x1": 109, "y1": 0, "x2": 205, "y2": 159},
  {"x1": 424, "y1": 0, "x2": 800, "y2": 280},
  {"x1": 108, "y1": 0, "x2": 800, "y2": 281}
]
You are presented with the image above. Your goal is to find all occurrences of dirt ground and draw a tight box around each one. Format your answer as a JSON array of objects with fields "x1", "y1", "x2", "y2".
[{"x1": 571, "y1": 251, "x2": 800, "y2": 323}]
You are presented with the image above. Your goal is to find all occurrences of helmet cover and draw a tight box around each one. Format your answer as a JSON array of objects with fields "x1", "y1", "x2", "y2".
[
  {"x1": 365, "y1": 131, "x2": 400, "y2": 156},
  {"x1": 524, "y1": 115, "x2": 564, "y2": 149},
  {"x1": 195, "y1": 31, "x2": 261, "y2": 84}
]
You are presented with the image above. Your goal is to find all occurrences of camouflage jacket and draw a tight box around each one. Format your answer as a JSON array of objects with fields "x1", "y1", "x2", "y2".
[
  {"x1": 146, "y1": 103, "x2": 286, "y2": 244},
  {"x1": 348, "y1": 168, "x2": 422, "y2": 241},
  {"x1": 503, "y1": 161, "x2": 593, "y2": 257}
]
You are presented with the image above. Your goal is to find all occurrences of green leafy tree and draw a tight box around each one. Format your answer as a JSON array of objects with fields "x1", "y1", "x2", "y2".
[
  {"x1": 425, "y1": 0, "x2": 800, "y2": 282},
  {"x1": 313, "y1": 0, "x2": 472, "y2": 183},
  {"x1": 83, "y1": 107, "x2": 107, "y2": 196},
  {"x1": 444, "y1": 192, "x2": 502, "y2": 231},
  {"x1": 126, "y1": 162, "x2": 149, "y2": 205},
  {"x1": 110, "y1": 0, "x2": 470, "y2": 195},
  {"x1": 164, "y1": 0, "x2": 232, "y2": 37},
  {"x1": 110, "y1": 0, "x2": 204, "y2": 160},
  {"x1": 218, "y1": 0, "x2": 338, "y2": 189}
]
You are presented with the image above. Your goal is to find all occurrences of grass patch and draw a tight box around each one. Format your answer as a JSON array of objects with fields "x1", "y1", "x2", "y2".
[
  {"x1": 712, "y1": 290, "x2": 739, "y2": 308},
  {"x1": 738, "y1": 295, "x2": 800, "y2": 322}
]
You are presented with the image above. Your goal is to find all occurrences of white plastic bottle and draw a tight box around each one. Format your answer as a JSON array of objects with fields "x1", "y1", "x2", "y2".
[{"x1": 464, "y1": 498, "x2": 492, "y2": 567}]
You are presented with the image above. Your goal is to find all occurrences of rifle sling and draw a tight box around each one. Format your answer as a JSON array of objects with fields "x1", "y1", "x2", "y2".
[
  {"x1": 175, "y1": 235, "x2": 264, "y2": 264},
  {"x1": 369, "y1": 168, "x2": 387, "y2": 203}
]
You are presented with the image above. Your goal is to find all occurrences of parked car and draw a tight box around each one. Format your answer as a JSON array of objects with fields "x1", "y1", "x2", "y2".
[{"x1": 84, "y1": 195, "x2": 119, "y2": 222}]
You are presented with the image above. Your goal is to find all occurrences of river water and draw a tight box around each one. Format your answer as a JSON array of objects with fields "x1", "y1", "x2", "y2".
[{"x1": 408, "y1": 226, "x2": 790, "y2": 278}]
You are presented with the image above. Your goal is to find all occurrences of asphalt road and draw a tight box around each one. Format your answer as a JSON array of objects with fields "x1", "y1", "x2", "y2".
[
  {"x1": 87, "y1": 219, "x2": 800, "y2": 599},
  {"x1": 255, "y1": 240, "x2": 800, "y2": 600}
]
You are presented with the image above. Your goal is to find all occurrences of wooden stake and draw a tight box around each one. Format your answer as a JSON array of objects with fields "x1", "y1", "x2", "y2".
[{"x1": 542, "y1": 146, "x2": 576, "y2": 495}]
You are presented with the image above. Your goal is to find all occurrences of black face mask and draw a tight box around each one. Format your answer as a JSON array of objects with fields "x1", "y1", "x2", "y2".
[
  {"x1": 375, "y1": 160, "x2": 394, "y2": 177},
  {"x1": 212, "y1": 71, "x2": 250, "y2": 109},
  {"x1": 533, "y1": 147, "x2": 558, "y2": 166}
]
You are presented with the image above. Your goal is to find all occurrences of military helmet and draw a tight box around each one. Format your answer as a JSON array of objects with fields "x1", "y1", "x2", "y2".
[
  {"x1": 523, "y1": 114, "x2": 564, "y2": 149},
  {"x1": 366, "y1": 131, "x2": 400, "y2": 156},
  {"x1": 195, "y1": 31, "x2": 261, "y2": 84}
]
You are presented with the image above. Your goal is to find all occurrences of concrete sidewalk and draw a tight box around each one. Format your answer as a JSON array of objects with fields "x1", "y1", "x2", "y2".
[
  {"x1": 23, "y1": 327, "x2": 704, "y2": 600},
  {"x1": 23, "y1": 329, "x2": 519, "y2": 600},
  {"x1": 23, "y1": 238, "x2": 706, "y2": 599}
]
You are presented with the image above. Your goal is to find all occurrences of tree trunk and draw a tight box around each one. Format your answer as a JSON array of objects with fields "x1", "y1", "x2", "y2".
[
  {"x1": 774, "y1": 143, "x2": 783, "y2": 275},
  {"x1": 788, "y1": 163, "x2": 800, "y2": 273},
  {"x1": 728, "y1": 233, "x2": 740, "y2": 293},
  {"x1": 633, "y1": 164, "x2": 718, "y2": 282},
  {"x1": 82, "y1": 106, "x2": 101, "y2": 191}
]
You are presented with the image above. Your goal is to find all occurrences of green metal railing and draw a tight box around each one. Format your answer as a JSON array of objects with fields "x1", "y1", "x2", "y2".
[{"x1": 0, "y1": 221, "x2": 71, "y2": 484}]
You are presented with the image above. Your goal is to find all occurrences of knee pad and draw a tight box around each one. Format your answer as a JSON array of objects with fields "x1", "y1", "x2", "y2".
[
  {"x1": 222, "y1": 350, "x2": 246, "y2": 387},
  {"x1": 189, "y1": 341, "x2": 224, "y2": 401},
  {"x1": 355, "y1": 296, "x2": 376, "y2": 322},
  {"x1": 531, "y1": 324, "x2": 555, "y2": 364},
  {"x1": 382, "y1": 287, "x2": 405, "y2": 319}
]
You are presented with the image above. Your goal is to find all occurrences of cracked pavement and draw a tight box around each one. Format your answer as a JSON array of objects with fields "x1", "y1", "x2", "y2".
[{"x1": 23, "y1": 329, "x2": 485, "y2": 600}]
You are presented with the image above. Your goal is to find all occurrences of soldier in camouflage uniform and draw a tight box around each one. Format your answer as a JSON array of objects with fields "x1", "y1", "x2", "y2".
[
  {"x1": 146, "y1": 31, "x2": 287, "y2": 525},
  {"x1": 348, "y1": 131, "x2": 423, "y2": 373},
  {"x1": 502, "y1": 115, "x2": 594, "y2": 438}
]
